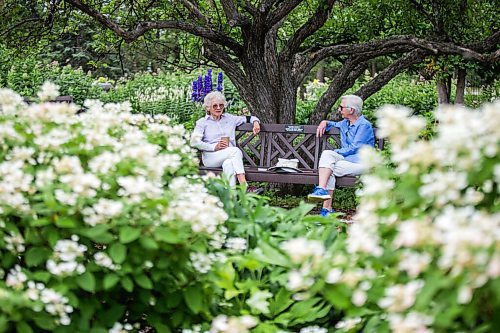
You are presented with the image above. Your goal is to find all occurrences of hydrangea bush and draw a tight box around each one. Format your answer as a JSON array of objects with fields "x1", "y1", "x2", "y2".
[
  {"x1": 189, "y1": 102, "x2": 499, "y2": 332},
  {"x1": 0, "y1": 84, "x2": 232, "y2": 332},
  {"x1": 1, "y1": 82, "x2": 498, "y2": 333}
]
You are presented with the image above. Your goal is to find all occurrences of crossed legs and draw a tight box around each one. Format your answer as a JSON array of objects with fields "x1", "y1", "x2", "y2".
[{"x1": 317, "y1": 150, "x2": 364, "y2": 211}]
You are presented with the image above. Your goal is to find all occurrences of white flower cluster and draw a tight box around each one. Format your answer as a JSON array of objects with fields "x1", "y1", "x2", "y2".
[
  {"x1": 5, "y1": 265, "x2": 27, "y2": 289},
  {"x1": 37, "y1": 81, "x2": 60, "y2": 102},
  {"x1": 109, "y1": 322, "x2": 133, "y2": 333},
  {"x1": 24, "y1": 280, "x2": 73, "y2": 325},
  {"x1": 245, "y1": 290, "x2": 273, "y2": 314},
  {"x1": 190, "y1": 252, "x2": 227, "y2": 274},
  {"x1": 0, "y1": 88, "x2": 26, "y2": 114},
  {"x1": 281, "y1": 238, "x2": 327, "y2": 297},
  {"x1": 224, "y1": 237, "x2": 247, "y2": 252},
  {"x1": 352, "y1": 102, "x2": 500, "y2": 330},
  {"x1": 94, "y1": 252, "x2": 118, "y2": 270},
  {"x1": 210, "y1": 315, "x2": 257, "y2": 333},
  {"x1": 4, "y1": 231, "x2": 26, "y2": 253},
  {"x1": 299, "y1": 326, "x2": 328, "y2": 333},
  {"x1": 387, "y1": 312, "x2": 432, "y2": 333},
  {"x1": 47, "y1": 235, "x2": 87, "y2": 276},
  {"x1": 163, "y1": 177, "x2": 228, "y2": 234}
]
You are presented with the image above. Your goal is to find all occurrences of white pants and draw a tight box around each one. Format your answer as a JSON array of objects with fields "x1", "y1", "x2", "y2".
[
  {"x1": 202, "y1": 147, "x2": 245, "y2": 186},
  {"x1": 318, "y1": 150, "x2": 364, "y2": 190}
]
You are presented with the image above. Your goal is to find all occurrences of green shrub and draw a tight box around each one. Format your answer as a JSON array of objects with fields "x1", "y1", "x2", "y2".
[{"x1": 0, "y1": 86, "x2": 223, "y2": 332}]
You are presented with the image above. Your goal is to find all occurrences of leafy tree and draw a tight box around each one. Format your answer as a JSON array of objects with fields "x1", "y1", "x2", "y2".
[{"x1": 1, "y1": 0, "x2": 498, "y2": 123}]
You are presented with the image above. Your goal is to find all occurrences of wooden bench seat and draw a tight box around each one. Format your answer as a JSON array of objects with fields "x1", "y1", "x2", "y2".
[{"x1": 199, "y1": 123, "x2": 384, "y2": 187}]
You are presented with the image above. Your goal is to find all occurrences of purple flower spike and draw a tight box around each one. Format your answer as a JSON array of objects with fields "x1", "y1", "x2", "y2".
[
  {"x1": 191, "y1": 80, "x2": 198, "y2": 102},
  {"x1": 217, "y1": 72, "x2": 223, "y2": 91},
  {"x1": 204, "y1": 69, "x2": 213, "y2": 96},
  {"x1": 197, "y1": 75, "x2": 203, "y2": 102}
]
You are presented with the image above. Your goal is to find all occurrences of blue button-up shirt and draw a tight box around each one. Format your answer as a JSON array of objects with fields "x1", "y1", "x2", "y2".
[
  {"x1": 325, "y1": 115, "x2": 374, "y2": 163},
  {"x1": 191, "y1": 113, "x2": 260, "y2": 151}
]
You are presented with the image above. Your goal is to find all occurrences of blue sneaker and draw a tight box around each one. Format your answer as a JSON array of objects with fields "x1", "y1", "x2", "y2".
[
  {"x1": 319, "y1": 208, "x2": 335, "y2": 217},
  {"x1": 308, "y1": 186, "x2": 330, "y2": 201}
]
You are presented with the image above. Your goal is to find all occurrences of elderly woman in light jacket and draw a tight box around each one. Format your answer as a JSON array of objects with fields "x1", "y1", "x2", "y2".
[{"x1": 191, "y1": 91, "x2": 262, "y2": 193}]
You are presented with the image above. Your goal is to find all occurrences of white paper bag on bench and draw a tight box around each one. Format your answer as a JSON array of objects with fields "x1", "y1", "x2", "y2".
[{"x1": 267, "y1": 158, "x2": 302, "y2": 173}]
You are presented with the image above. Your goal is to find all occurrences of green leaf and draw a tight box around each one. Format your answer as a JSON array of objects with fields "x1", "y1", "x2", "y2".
[
  {"x1": 33, "y1": 314, "x2": 56, "y2": 330},
  {"x1": 269, "y1": 288, "x2": 293, "y2": 316},
  {"x1": 109, "y1": 243, "x2": 127, "y2": 264},
  {"x1": 252, "y1": 241, "x2": 290, "y2": 267},
  {"x1": 139, "y1": 236, "x2": 159, "y2": 250},
  {"x1": 16, "y1": 321, "x2": 33, "y2": 333},
  {"x1": 121, "y1": 276, "x2": 134, "y2": 292},
  {"x1": 55, "y1": 216, "x2": 77, "y2": 228},
  {"x1": 155, "y1": 227, "x2": 182, "y2": 244},
  {"x1": 76, "y1": 271, "x2": 96, "y2": 292},
  {"x1": 103, "y1": 273, "x2": 120, "y2": 290},
  {"x1": 30, "y1": 218, "x2": 51, "y2": 227},
  {"x1": 79, "y1": 225, "x2": 114, "y2": 243},
  {"x1": 25, "y1": 247, "x2": 51, "y2": 267},
  {"x1": 184, "y1": 286, "x2": 203, "y2": 314},
  {"x1": 135, "y1": 274, "x2": 153, "y2": 289},
  {"x1": 119, "y1": 227, "x2": 141, "y2": 244}
]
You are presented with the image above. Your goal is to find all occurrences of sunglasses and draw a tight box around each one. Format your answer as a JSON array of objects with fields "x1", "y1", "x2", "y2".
[{"x1": 212, "y1": 103, "x2": 225, "y2": 109}]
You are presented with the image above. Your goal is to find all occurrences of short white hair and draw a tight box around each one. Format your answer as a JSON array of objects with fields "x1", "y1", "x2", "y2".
[
  {"x1": 342, "y1": 95, "x2": 363, "y2": 116},
  {"x1": 203, "y1": 91, "x2": 227, "y2": 112}
]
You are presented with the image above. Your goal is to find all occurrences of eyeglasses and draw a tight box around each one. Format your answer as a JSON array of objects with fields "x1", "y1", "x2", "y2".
[
  {"x1": 338, "y1": 106, "x2": 351, "y2": 112},
  {"x1": 212, "y1": 103, "x2": 225, "y2": 109}
]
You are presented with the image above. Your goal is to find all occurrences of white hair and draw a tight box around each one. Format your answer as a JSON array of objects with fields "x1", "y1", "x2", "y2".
[
  {"x1": 203, "y1": 91, "x2": 227, "y2": 113},
  {"x1": 342, "y1": 95, "x2": 363, "y2": 116}
]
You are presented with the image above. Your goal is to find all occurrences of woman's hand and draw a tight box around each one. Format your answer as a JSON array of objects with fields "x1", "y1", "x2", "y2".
[
  {"x1": 316, "y1": 120, "x2": 327, "y2": 137},
  {"x1": 215, "y1": 139, "x2": 229, "y2": 151},
  {"x1": 253, "y1": 121, "x2": 261, "y2": 135}
]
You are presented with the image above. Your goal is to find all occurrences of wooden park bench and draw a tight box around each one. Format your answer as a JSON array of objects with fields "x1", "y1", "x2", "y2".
[
  {"x1": 23, "y1": 96, "x2": 74, "y2": 104},
  {"x1": 199, "y1": 123, "x2": 384, "y2": 187}
]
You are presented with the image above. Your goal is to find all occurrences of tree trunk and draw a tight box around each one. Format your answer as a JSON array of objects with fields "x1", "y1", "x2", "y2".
[
  {"x1": 436, "y1": 78, "x2": 450, "y2": 104},
  {"x1": 369, "y1": 60, "x2": 377, "y2": 77},
  {"x1": 316, "y1": 64, "x2": 325, "y2": 82},
  {"x1": 455, "y1": 68, "x2": 466, "y2": 104}
]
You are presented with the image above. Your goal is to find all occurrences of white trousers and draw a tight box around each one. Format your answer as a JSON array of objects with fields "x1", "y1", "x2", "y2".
[
  {"x1": 318, "y1": 150, "x2": 364, "y2": 190},
  {"x1": 202, "y1": 147, "x2": 245, "y2": 186}
]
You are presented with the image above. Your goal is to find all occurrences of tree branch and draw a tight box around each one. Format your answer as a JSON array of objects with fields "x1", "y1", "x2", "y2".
[
  {"x1": 355, "y1": 49, "x2": 428, "y2": 100},
  {"x1": 310, "y1": 57, "x2": 368, "y2": 124},
  {"x1": 220, "y1": 0, "x2": 250, "y2": 27},
  {"x1": 280, "y1": 0, "x2": 335, "y2": 60},
  {"x1": 63, "y1": 0, "x2": 243, "y2": 55},
  {"x1": 265, "y1": 0, "x2": 302, "y2": 28}
]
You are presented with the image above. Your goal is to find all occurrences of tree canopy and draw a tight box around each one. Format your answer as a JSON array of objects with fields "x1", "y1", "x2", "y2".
[{"x1": 1, "y1": 0, "x2": 498, "y2": 123}]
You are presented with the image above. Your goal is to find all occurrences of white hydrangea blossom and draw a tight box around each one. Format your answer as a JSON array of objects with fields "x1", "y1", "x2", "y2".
[
  {"x1": 225, "y1": 237, "x2": 247, "y2": 252},
  {"x1": 281, "y1": 238, "x2": 325, "y2": 265},
  {"x1": 109, "y1": 322, "x2": 133, "y2": 333},
  {"x1": 299, "y1": 326, "x2": 328, "y2": 333},
  {"x1": 210, "y1": 315, "x2": 257, "y2": 333},
  {"x1": 387, "y1": 312, "x2": 432, "y2": 333},
  {"x1": 246, "y1": 290, "x2": 273, "y2": 314},
  {"x1": 47, "y1": 236, "x2": 87, "y2": 276},
  {"x1": 378, "y1": 280, "x2": 424, "y2": 312},
  {"x1": 6, "y1": 265, "x2": 27, "y2": 289},
  {"x1": 37, "y1": 81, "x2": 60, "y2": 102},
  {"x1": 4, "y1": 232, "x2": 26, "y2": 253},
  {"x1": 163, "y1": 177, "x2": 228, "y2": 234}
]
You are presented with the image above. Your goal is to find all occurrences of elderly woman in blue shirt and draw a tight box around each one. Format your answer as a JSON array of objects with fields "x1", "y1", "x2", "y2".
[
  {"x1": 308, "y1": 95, "x2": 375, "y2": 216},
  {"x1": 191, "y1": 91, "x2": 262, "y2": 193}
]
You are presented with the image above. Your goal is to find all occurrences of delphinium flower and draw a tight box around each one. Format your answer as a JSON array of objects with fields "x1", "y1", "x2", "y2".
[
  {"x1": 204, "y1": 69, "x2": 213, "y2": 96},
  {"x1": 196, "y1": 75, "x2": 203, "y2": 102},
  {"x1": 191, "y1": 80, "x2": 198, "y2": 102},
  {"x1": 217, "y1": 72, "x2": 223, "y2": 91}
]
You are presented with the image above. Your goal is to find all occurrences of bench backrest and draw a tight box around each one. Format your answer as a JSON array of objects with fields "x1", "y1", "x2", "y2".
[{"x1": 235, "y1": 123, "x2": 384, "y2": 170}]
